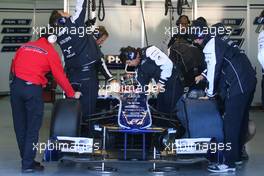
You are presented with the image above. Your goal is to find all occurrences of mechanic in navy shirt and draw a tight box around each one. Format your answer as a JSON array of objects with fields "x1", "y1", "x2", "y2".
[
  {"x1": 119, "y1": 45, "x2": 187, "y2": 114},
  {"x1": 192, "y1": 20, "x2": 256, "y2": 173},
  {"x1": 10, "y1": 32, "x2": 81, "y2": 173},
  {"x1": 49, "y1": 0, "x2": 114, "y2": 123}
]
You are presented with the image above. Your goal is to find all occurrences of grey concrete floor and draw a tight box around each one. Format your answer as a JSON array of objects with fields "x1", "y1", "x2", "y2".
[{"x1": 0, "y1": 96, "x2": 264, "y2": 176}]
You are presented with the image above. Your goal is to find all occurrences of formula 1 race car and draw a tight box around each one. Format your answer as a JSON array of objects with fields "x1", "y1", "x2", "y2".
[
  {"x1": 46, "y1": 43, "x2": 224, "y2": 171},
  {"x1": 49, "y1": 76, "x2": 183, "y2": 156},
  {"x1": 46, "y1": 74, "x2": 224, "y2": 172}
]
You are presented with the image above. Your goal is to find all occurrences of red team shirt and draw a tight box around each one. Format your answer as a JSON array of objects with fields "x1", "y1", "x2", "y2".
[{"x1": 11, "y1": 37, "x2": 75, "y2": 97}]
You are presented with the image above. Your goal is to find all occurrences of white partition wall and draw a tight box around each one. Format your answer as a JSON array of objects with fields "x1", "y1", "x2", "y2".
[
  {"x1": 248, "y1": 2, "x2": 264, "y2": 106},
  {"x1": 0, "y1": 0, "x2": 63, "y2": 94},
  {"x1": 0, "y1": 1, "x2": 35, "y2": 94}
]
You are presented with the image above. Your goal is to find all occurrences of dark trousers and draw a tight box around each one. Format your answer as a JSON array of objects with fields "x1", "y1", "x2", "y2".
[
  {"x1": 10, "y1": 78, "x2": 44, "y2": 169},
  {"x1": 79, "y1": 79, "x2": 98, "y2": 120},
  {"x1": 262, "y1": 75, "x2": 264, "y2": 106},
  {"x1": 223, "y1": 91, "x2": 254, "y2": 167},
  {"x1": 70, "y1": 68, "x2": 99, "y2": 121},
  {"x1": 157, "y1": 76, "x2": 184, "y2": 113}
]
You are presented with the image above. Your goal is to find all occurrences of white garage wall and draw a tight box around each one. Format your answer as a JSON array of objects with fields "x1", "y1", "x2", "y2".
[
  {"x1": 84, "y1": 0, "x2": 193, "y2": 54},
  {"x1": 0, "y1": 1, "x2": 34, "y2": 94},
  {"x1": 248, "y1": 1, "x2": 264, "y2": 106},
  {"x1": 0, "y1": 0, "x2": 63, "y2": 94}
]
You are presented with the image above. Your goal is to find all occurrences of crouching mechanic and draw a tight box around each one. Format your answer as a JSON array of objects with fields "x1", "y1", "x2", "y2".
[
  {"x1": 119, "y1": 46, "x2": 183, "y2": 114},
  {"x1": 49, "y1": 0, "x2": 115, "y2": 123},
  {"x1": 192, "y1": 20, "x2": 257, "y2": 173},
  {"x1": 258, "y1": 10, "x2": 264, "y2": 108},
  {"x1": 10, "y1": 32, "x2": 81, "y2": 173}
]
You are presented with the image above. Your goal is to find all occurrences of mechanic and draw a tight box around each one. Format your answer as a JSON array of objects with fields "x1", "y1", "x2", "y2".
[
  {"x1": 258, "y1": 10, "x2": 264, "y2": 108},
  {"x1": 165, "y1": 16, "x2": 207, "y2": 108},
  {"x1": 169, "y1": 40, "x2": 206, "y2": 92},
  {"x1": 211, "y1": 21, "x2": 255, "y2": 160},
  {"x1": 92, "y1": 25, "x2": 111, "y2": 85},
  {"x1": 10, "y1": 31, "x2": 81, "y2": 173},
  {"x1": 94, "y1": 26, "x2": 109, "y2": 47},
  {"x1": 49, "y1": 0, "x2": 115, "y2": 123},
  {"x1": 167, "y1": 15, "x2": 192, "y2": 48},
  {"x1": 119, "y1": 45, "x2": 185, "y2": 114},
  {"x1": 119, "y1": 46, "x2": 172, "y2": 91},
  {"x1": 192, "y1": 20, "x2": 257, "y2": 173},
  {"x1": 196, "y1": 16, "x2": 208, "y2": 26}
]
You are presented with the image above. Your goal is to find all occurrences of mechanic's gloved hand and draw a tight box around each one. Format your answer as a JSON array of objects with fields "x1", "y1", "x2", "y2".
[
  {"x1": 74, "y1": 92, "x2": 82, "y2": 99},
  {"x1": 195, "y1": 75, "x2": 205, "y2": 84}
]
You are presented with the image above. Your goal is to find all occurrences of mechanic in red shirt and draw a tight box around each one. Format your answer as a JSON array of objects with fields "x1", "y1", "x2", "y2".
[{"x1": 10, "y1": 31, "x2": 81, "y2": 173}]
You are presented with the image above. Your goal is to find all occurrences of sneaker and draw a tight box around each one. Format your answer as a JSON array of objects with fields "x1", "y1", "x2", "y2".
[
  {"x1": 207, "y1": 164, "x2": 236, "y2": 173},
  {"x1": 22, "y1": 162, "x2": 44, "y2": 173},
  {"x1": 235, "y1": 160, "x2": 243, "y2": 165},
  {"x1": 33, "y1": 163, "x2": 44, "y2": 171},
  {"x1": 34, "y1": 160, "x2": 41, "y2": 166},
  {"x1": 241, "y1": 146, "x2": 249, "y2": 160},
  {"x1": 21, "y1": 168, "x2": 35, "y2": 173}
]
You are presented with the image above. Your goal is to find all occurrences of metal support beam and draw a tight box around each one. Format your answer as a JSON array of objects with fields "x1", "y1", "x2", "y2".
[
  {"x1": 193, "y1": 0, "x2": 197, "y2": 20},
  {"x1": 246, "y1": 0, "x2": 250, "y2": 55},
  {"x1": 64, "y1": 0, "x2": 69, "y2": 13},
  {"x1": 141, "y1": 0, "x2": 145, "y2": 47}
]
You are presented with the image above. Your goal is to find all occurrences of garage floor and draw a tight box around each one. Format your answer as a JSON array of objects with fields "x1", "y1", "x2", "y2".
[{"x1": 0, "y1": 96, "x2": 264, "y2": 176}]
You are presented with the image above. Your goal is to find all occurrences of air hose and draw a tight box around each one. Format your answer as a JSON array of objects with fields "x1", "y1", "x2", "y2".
[{"x1": 98, "y1": 0, "x2": 105, "y2": 21}]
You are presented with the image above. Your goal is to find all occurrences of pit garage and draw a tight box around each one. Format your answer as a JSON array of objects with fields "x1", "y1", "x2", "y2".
[{"x1": 0, "y1": 0, "x2": 264, "y2": 175}]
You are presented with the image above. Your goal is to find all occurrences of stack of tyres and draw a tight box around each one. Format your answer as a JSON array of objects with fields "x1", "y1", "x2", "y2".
[
  {"x1": 176, "y1": 93, "x2": 224, "y2": 162},
  {"x1": 176, "y1": 94, "x2": 224, "y2": 142}
]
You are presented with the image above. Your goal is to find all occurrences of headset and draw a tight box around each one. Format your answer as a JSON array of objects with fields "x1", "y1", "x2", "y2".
[
  {"x1": 55, "y1": 17, "x2": 66, "y2": 27},
  {"x1": 93, "y1": 32, "x2": 103, "y2": 40},
  {"x1": 120, "y1": 47, "x2": 138, "y2": 61},
  {"x1": 48, "y1": 13, "x2": 66, "y2": 43},
  {"x1": 41, "y1": 28, "x2": 58, "y2": 44},
  {"x1": 47, "y1": 34, "x2": 57, "y2": 44},
  {"x1": 126, "y1": 50, "x2": 137, "y2": 61},
  {"x1": 120, "y1": 47, "x2": 138, "y2": 74}
]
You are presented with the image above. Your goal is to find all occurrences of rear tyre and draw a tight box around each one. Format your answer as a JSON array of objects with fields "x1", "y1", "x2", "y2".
[{"x1": 50, "y1": 99, "x2": 82, "y2": 138}]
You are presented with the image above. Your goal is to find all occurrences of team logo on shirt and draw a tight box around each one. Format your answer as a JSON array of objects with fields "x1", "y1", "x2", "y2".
[
  {"x1": 64, "y1": 46, "x2": 72, "y2": 55},
  {"x1": 63, "y1": 46, "x2": 76, "y2": 58},
  {"x1": 60, "y1": 36, "x2": 72, "y2": 45},
  {"x1": 21, "y1": 45, "x2": 48, "y2": 55}
]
